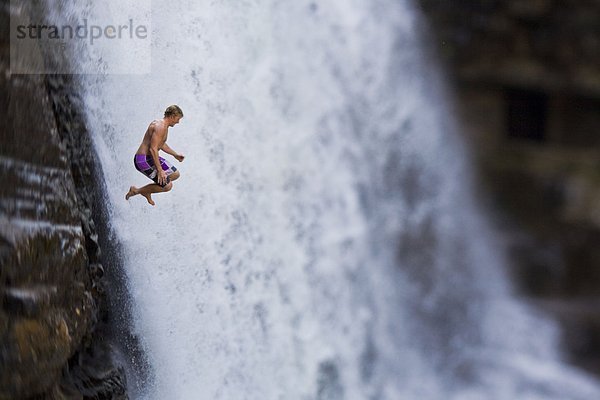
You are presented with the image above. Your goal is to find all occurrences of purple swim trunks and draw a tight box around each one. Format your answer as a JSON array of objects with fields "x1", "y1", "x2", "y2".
[{"x1": 134, "y1": 154, "x2": 177, "y2": 187}]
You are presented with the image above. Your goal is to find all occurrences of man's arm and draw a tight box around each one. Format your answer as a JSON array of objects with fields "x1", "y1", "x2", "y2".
[
  {"x1": 149, "y1": 124, "x2": 168, "y2": 185},
  {"x1": 162, "y1": 142, "x2": 185, "y2": 162}
]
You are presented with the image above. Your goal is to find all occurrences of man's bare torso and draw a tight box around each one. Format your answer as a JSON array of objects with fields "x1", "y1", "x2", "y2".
[{"x1": 136, "y1": 119, "x2": 169, "y2": 155}]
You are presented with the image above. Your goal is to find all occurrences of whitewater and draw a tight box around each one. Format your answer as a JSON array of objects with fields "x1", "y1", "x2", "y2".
[{"x1": 48, "y1": 0, "x2": 600, "y2": 399}]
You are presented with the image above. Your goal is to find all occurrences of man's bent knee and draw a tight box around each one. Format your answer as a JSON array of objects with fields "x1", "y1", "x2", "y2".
[
  {"x1": 163, "y1": 182, "x2": 173, "y2": 192},
  {"x1": 170, "y1": 171, "x2": 180, "y2": 181}
]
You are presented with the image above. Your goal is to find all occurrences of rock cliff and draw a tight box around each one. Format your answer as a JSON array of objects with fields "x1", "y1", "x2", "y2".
[
  {"x1": 1, "y1": 2, "x2": 131, "y2": 398},
  {"x1": 419, "y1": 0, "x2": 600, "y2": 375}
]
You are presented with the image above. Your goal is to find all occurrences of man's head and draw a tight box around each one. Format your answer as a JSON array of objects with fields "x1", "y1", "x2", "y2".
[{"x1": 164, "y1": 105, "x2": 184, "y2": 127}]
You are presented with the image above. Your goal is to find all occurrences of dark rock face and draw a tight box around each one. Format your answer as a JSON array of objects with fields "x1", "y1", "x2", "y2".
[
  {"x1": 1, "y1": 3, "x2": 128, "y2": 399},
  {"x1": 419, "y1": 0, "x2": 600, "y2": 94},
  {"x1": 419, "y1": 0, "x2": 600, "y2": 376}
]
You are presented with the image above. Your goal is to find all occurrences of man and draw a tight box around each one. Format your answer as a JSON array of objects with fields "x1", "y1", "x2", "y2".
[{"x1": 125, "y1": 105, "x2": 185, "y2": 206}]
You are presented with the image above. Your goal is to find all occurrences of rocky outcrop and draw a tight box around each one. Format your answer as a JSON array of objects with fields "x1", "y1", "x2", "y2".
[
  {"x1": 418, "y1": 0, "x2": 600, "y2": 375},
  {"x1": 419, "y1": 0, "x2": 600, "y2": 94},
  {"x1": 1, "y1": 2, "x2": 129, "y2": 399}
]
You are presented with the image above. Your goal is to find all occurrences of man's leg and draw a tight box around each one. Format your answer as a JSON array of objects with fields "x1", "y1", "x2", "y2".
[{"x1": 126, "y1": 181, "x2": 173, "y2": 206}]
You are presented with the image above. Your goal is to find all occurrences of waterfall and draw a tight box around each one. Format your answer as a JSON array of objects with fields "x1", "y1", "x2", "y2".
[{"x1": 49, "y1": 0, "x2": 600, "y2": 398}]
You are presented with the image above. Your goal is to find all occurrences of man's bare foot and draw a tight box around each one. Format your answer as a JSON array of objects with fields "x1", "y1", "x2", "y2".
[
  {"x1": 142, "y1": 193, "x2": 155, "y2": 206},
  {"x1": 126, "y1": 186, "x2": 138, "y2": 200}
]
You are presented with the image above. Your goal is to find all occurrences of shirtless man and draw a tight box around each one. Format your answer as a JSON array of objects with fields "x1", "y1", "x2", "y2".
[{"x1": 125, "y1": 105, "x2": 185, "y2": 206}]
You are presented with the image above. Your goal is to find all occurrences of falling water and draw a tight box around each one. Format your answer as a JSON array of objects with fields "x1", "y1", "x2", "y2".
[{"x1": 47, "y1": 0, "x2": 600, "y2": 399}]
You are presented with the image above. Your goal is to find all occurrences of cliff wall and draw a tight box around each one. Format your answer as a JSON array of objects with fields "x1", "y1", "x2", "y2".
[
  {"x1": 419, "y1": 0, "x2": 600, "y2": 374},
  {"x1": 1, "y1": 2, "x2": 130, "y2": 398}
]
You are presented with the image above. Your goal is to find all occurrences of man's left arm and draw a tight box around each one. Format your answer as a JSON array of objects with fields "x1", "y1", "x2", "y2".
[{"x1": 162, "y1": 142, "x2": 185, "y2": 162}]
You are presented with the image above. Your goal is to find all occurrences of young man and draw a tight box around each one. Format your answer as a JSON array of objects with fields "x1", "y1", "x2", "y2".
[{"x1": 125, "y1": 105, "x2": 185, "y2": 206}]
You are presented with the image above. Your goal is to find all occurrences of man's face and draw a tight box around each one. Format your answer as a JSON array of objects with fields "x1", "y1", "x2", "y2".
[{"x1": 168, "y1": 115, "x2": 183, "y2": 127}]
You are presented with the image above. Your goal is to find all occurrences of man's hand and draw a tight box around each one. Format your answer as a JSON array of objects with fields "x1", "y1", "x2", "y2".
[
  {"x1": 174, "y1": 153, "x2": 185, "y2": 162},
  {"x1": 157, "y1": 169, "x2": 168, "y2": 186}
]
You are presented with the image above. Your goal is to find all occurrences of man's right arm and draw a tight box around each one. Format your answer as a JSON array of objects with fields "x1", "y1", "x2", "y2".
[{"x1": 149, "y1": 124, "x2": 167, "y2": 185}]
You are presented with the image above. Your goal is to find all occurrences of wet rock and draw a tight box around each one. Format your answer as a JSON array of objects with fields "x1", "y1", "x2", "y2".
[
  {"x1": 0, "y1": 2, "x2": 128, "y2": 399},
  {"x1": 419, "y1": 0, "x2": 600, "y2": 378},
  {"x1": 3, "y1": 286, "x2": 58, "y2": 317},
  {"x1": 419, "y1": 0, "x2": 600, "y2": 94},
  {"x1": 90, "y1": 263, "x2": 105, "y2": 281}
]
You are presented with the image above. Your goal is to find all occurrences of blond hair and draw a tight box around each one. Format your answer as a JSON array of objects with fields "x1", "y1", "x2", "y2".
[{"x1": 164, "y1": 105, "x2": 184, "y2": 118}]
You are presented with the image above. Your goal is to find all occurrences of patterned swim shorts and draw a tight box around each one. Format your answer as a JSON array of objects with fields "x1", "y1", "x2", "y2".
[{"x1": 134, "y1": 154, "x2": 177, "y2": 187}]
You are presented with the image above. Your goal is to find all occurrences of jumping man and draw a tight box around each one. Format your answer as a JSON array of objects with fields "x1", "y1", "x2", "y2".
[{"x1": 125, "y1": 105, "x2": 185, "y2": 206}]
